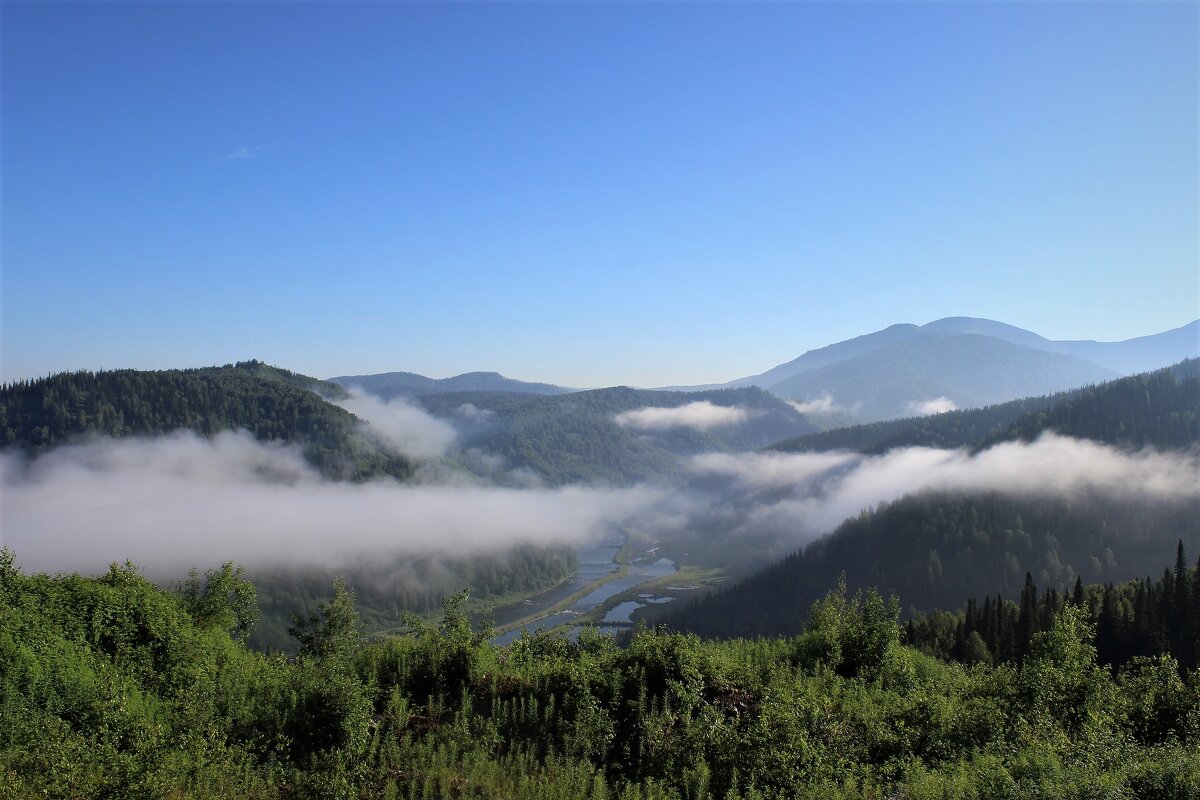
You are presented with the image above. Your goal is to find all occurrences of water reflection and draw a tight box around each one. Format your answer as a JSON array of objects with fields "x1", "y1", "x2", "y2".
[{"x1": 491, "y1": 545, "x2": 677, "y2": 645}]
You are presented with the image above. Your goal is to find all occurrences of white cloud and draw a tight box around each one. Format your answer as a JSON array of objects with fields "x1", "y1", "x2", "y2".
[
  {"x1": 906, "y1": 396, "x2": 958, "y2": 416},
  {"x1": 454, "y1": 403, "x2": 494, "y2": 422},
  {"x1": 684, "y1": 434, "x2": 1200, "y2": 541},
  {"x1": 334, "y1": 389, "x2": 457, "y2": 459},
  {"x1": 3, "y1": 426, "x2": 1194, "y2": 583},
  {"x1": 614, "y1": 401, "x2": 752, "y2": 431},
  {"x1": 0, "y1": 431, "x2": 672, "y2": 576},
  {"x1": 787, "y1": 393, "x2": 839, "y2": 415},
  {"x1": 221, "y1": 146, "x2": 259, "y2": 160},
  {"x1": 690, "y1": 450, "x2": 856, "y2": 491}
]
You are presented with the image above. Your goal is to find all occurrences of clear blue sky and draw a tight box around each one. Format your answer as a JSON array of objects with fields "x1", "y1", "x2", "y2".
[{"x1": 3, "y1": 1, "x2": 1196, "y2": 387}]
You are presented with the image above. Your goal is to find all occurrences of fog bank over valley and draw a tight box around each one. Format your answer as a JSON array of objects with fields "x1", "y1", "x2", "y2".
[
  {"x1": 0, "y1": 431, "x2": 677, "y2": 576},
  {"x1": 3, "y1": 417, "x2": 1195, "y2": 578},
  {"x1": 684, "y1": 433, "x2": 1200, "y2": 543}
]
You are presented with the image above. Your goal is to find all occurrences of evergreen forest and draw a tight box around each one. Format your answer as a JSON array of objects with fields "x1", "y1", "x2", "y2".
[
  {"x1": 0, "y1": 361, "x2": 409, "y2": 481},
  {"x1": 664, "y1": 492, "x2": 1200, "y2": 638},
  {"x1": 419, "y1": 385, "x2": 818, "y2": 485},
  {"x1": 771, "y1": 359, "x2": 1198, "y2": 455}
]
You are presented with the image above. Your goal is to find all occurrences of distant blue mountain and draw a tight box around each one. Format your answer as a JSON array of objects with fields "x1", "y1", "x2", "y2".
[
  {"x1": 1052, "y1": 320, "x2": 1199, "y2": 375},
  {"x1": 765, "y1": 334, "x2": 1117, "y2": 421},
  {"x1": 697, "y1": 317, "x2": 1198, "y2": 422},
  {"x1": 329, "y1": 370, "x2": 571, "y2": 399}
]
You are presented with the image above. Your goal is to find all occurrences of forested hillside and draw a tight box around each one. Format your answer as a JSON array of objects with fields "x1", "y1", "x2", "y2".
[
  {"x1": 422, "y1": 385, "x2": 818, "y2": 485},
  {"x1": 771, "y1": 359, "x2": 1199, "y2": 455},
  {"x1": 770, "y1": 394, "x2": 1056, "y2": 454},
  {"x1": 3, "y1": 553, "x2": 1196, "y2": 799},
  {"x1": 0, "y1": 360, "x2": 409, "y2": 480},
  {"x1": 666, "y1": 492, "x2": 1200, "y2": 639},
  {"x1": 980, "y1": 358, "x2": 1199, "y2": 450},
  {"x1": 905, "y1": 542, "x2": 1200, "y2": 672}
]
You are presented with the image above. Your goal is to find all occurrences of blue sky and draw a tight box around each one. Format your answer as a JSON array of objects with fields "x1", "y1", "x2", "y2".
[{"x1": 2, "y1": 2, "x2": 1196, "y2": 387}]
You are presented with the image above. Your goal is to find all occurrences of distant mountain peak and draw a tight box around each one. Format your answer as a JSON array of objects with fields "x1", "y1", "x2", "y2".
[
  {"x1": 689, "y1": 317, "x2": 1196, "y2": 423},
  {"x1": 919, "y1": 317, "x2": 1054, "y2": 350}
]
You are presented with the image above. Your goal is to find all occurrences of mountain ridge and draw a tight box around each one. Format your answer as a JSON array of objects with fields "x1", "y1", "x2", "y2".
[
  {"x1": 329, "y1": 370, "x2": 571, "y2": 399},
  {"x1": 662, "y1": 317, "x2": 1197, "y2": 422}
]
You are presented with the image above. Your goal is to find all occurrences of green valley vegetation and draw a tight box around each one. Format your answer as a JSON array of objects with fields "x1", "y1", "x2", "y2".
[
  {"x1": 0, "y1": 360, "x2": 410, "y2": 481},
  {"x1": 3, "y1": 550, "x2": 1198, "y2": 799},
  {"x1": 250, "y1": 544, "x2": 578, "y2": 651}
]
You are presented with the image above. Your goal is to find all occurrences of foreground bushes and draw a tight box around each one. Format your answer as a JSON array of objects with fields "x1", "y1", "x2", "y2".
[{"x1": 1, "y1": 555, "x2": 1197, "y2": 799}]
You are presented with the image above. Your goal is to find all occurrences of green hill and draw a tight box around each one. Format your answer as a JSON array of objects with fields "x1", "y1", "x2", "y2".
[
  {"x1": 770, "y1": 394, "x2": 1056, "y2": 454},
  {"x1": 0, "y1": 359, "x2": 409, "y2": 481},
  {"x1": 424, "y1": 385, "x2": 820, "y2": 485},
  {"x1": 666, "y1": 491, "x2": 1200, "y2": 639},
  {"x1": 667, "y1": 361, "x2": 1200, "y2": 639},
  {"x1": 980, "y1": 358, "x2": 1199, "y2": 450},
  {"x1": 771, "y1": 359, "x2": 1200, "y2": 455}
]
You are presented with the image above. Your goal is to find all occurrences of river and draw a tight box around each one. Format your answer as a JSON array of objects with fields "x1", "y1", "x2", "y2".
[{"x1": 490, "y1": 538, "x2": 676, "y2": 646}]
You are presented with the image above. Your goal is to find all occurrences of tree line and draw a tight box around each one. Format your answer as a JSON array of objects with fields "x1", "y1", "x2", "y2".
[{"x1": 906, "y1": 541, "x2": 1200, "y2": 673}]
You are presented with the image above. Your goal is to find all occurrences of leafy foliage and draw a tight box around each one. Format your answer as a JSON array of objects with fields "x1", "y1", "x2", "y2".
[
  {"x1": 249, "y1": 543, "x2": 578, "y2": 651},
  {"x1": 3, "y1": 554, "x2": 1197, "y2": 799},
  {"x1": 179, "y1": 561, "x2": 259, "y2": 641},
  {"x1": 289, "y1": 576, "x2": 364, "y2": 661}
]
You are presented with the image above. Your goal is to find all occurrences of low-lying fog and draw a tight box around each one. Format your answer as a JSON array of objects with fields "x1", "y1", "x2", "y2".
[{"x1": 2, "y1": 394, "x2": 1196, "y2": 579}]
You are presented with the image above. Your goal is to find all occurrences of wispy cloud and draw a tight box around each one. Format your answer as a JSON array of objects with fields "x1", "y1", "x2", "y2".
[
  {"x1": 787, "y1": 392, "x2": 840, "y2": 415},
  {"x1": 2, "y1": 429, "x2": 1195, "y2": 580},
  {"x1": 906, "y1": 396, "x2": 958, "y2": 416},
  {"x1": 683, "y1": 433, "x2": 1200, "y2": 542},
  {"x1": 332, "y1": 388, "x2": 458, "y2": 460},
  {"x1": 0, "y1": 431, "x2": 671, "y2": 575},
  {"x1": 615, "y1": 401, "x2": 753, "y2": 432},
  {"x1": 220, "y1": 146, "x2": 261, "y2": 161}
]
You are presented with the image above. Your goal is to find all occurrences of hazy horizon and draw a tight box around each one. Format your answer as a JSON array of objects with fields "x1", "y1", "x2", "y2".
[{"x1": 2, "y1": 313, "x2": 1196, "y2": 389}]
